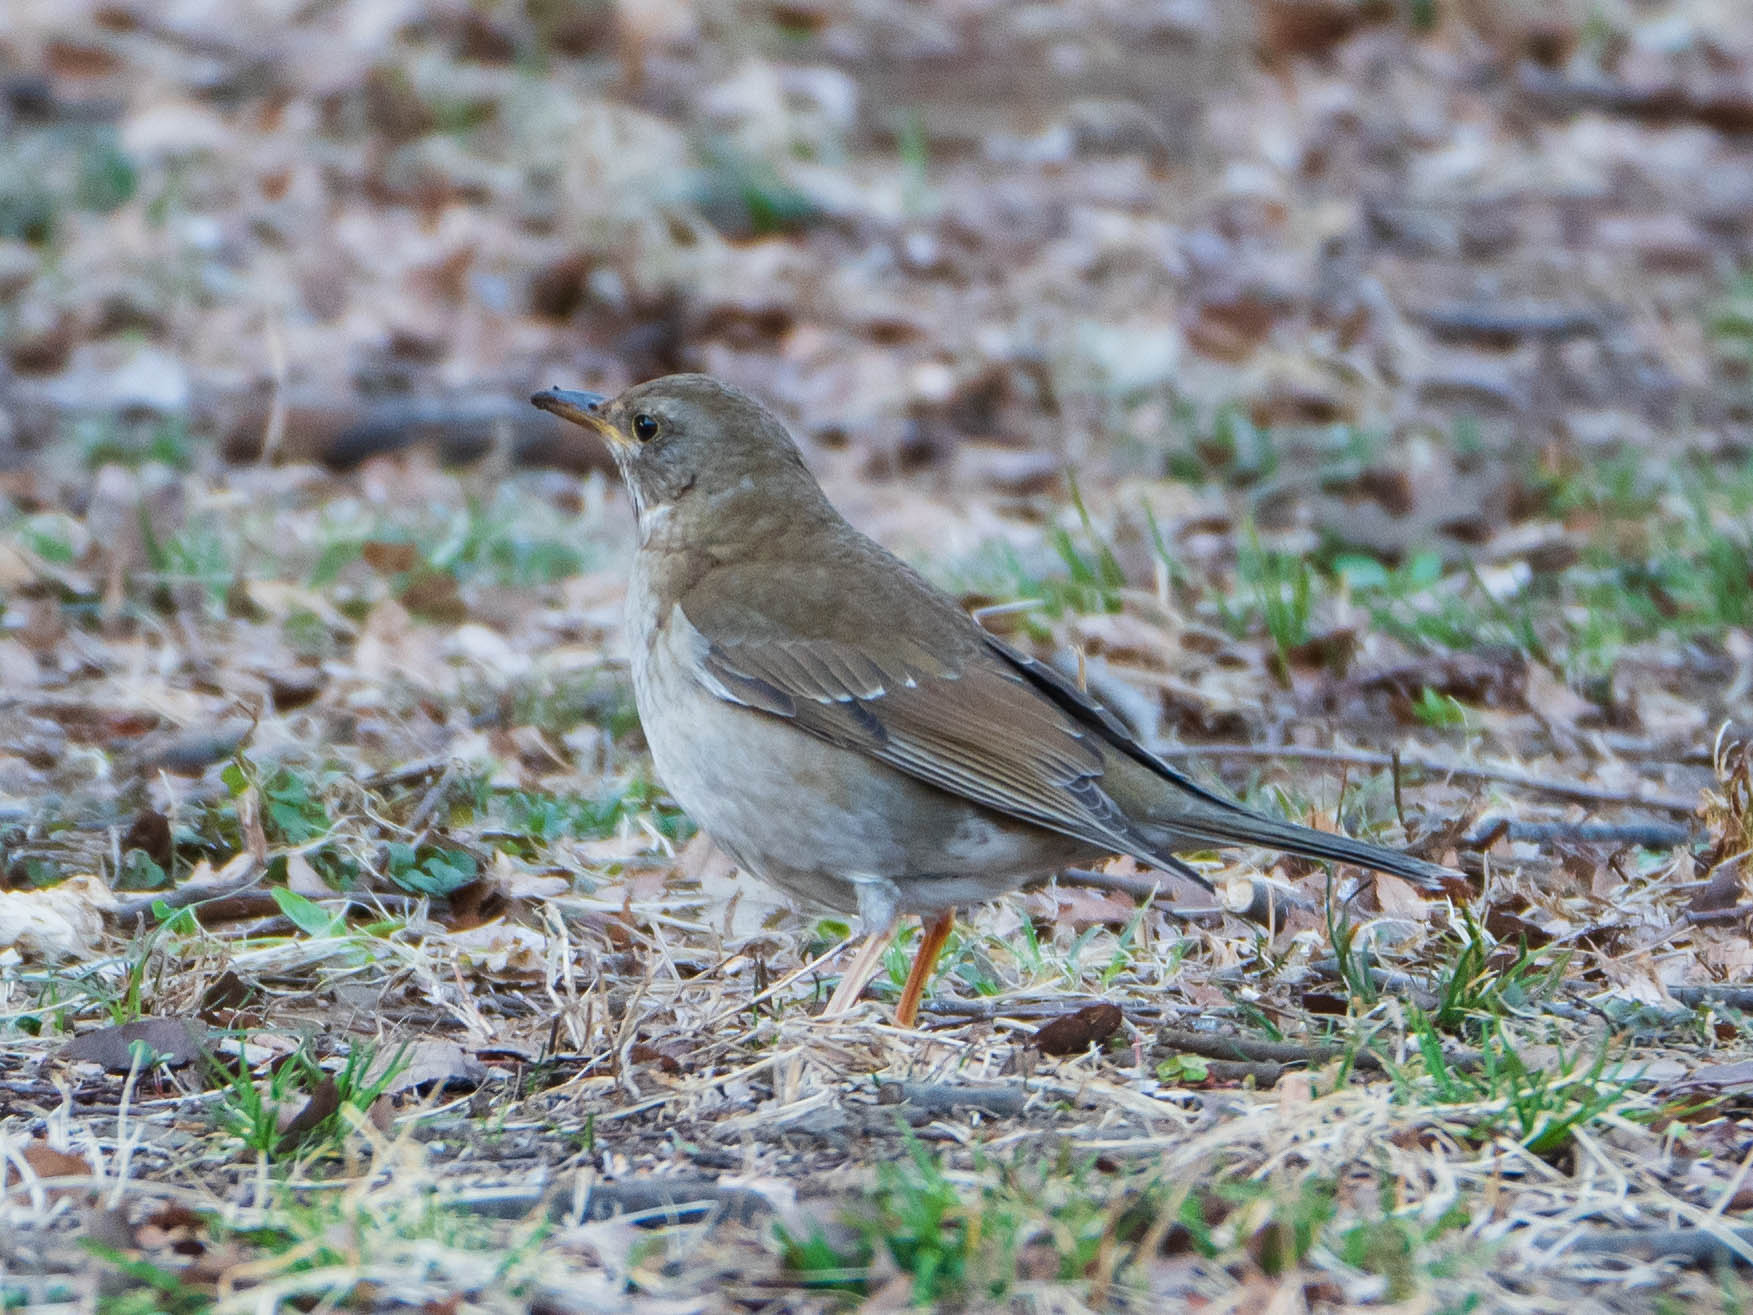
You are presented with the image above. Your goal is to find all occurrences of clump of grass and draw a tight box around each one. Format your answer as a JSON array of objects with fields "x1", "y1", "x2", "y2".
[
  {"x1": 499, "y1": 669, "x2": 641, "y2": 739},
  {"x1": 693, "y1": 142, "x2": 824, "y2": 237},
  {"x1": 209, "y1": 1037, "x2": 408, "y2": 1160},
  {"x1": 10, "y1": 921, "x2": 183, "y2": 1028},
  {"x1": 382, "y1": 841, "x2": 476, "y2": 896},
  {"x1": 1164, "y1": 404, "x2": 1282, "y2": 487},
  {"x1": 1410, "y1": 686, "x2": 1468, "y2": 729},
  {"x1": 484, "y1": 777, "x2": 691, "y2": 851},
  {"x1": 1229, "y1": 524, "x2": 1313, "y2": 683},
  {"x1": 1325, "y1": 881, "x2": 1381, "y2": 1009},
  {"x1": 0, "y1": 125, "x2": 136, "y2": 244},
  {"x1": 1708, "y1": 267, "x2": 1753, "y2": 379},
  {"x1": 1429, "y1": 908, "x2": 1569, "y2": 1033},
  {"x1": 780, "y1": 1138, "x2": 1130, "y2": 1305},
  {"x1": 785, "y1": 1139, "x2": 1476, "y2": 1308},
  {"x1": 78, "y1": 1247, "x2": 212, "y2": 1315},
  {"x1": 90, "y1": 1136, "x2": 554, "y2": 1312},
  {"x1": 1390, "y1": 1016, "x2": 1635, "y2": 1159},
  {"x1": 939, "y1": 480, "x2": 1129, "y2": 622},
  {"x1": 1333, "y1": 548, "x2": 1542, "y2": 661}
]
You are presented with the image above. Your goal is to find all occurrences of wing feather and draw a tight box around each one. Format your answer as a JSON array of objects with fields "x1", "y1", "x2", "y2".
[{"x1": 689, "y1": 610, "x2": 1171, "y2": 867}]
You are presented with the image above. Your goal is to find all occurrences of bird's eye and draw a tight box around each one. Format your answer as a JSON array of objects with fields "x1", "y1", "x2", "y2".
[{"x1": 631, "y1": 413, "x2": 659, "y2": 443}]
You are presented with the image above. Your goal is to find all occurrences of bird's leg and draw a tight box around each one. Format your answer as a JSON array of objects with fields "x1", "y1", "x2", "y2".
[
  {"x1": 894, "y1": 910, "x2": 954, "y2": 1029},
  {"x1": 822, "y1": 928, "x2": 892, "y2": 1018}
]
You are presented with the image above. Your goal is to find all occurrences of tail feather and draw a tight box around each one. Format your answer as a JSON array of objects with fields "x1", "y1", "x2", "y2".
[
  {"x1": 1155, "y1": 802, "x2": 1463, "y2": 893},
  {"x1": 986, "y1": 631, "x2": 1466, "y2": 894}
]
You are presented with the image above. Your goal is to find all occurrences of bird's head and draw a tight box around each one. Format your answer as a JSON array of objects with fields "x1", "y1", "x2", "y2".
[{"x1": 532, "y1": 373, "x2": 821, "y2": 532}]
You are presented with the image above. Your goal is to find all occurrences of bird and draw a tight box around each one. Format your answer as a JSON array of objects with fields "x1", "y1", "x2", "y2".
[{"x1": 531, "y1": 374, "x2": 1465, "y2": 1026}]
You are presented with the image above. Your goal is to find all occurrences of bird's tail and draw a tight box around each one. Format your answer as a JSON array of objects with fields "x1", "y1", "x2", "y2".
[{"x1": 1151, "y1": 800, "x2": 1463, "y2": 893}]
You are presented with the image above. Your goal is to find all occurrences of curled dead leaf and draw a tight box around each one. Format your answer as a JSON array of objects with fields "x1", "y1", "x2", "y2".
[
  {"x1": 275, "y1": 1076, "x2": 342, "y2": 1153},
  {"x1": 0, "y1": 875, "x2": 118, "y2": 962}
]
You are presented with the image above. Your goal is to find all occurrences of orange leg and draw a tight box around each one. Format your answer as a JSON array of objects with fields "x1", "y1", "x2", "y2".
[{"x1": 895, "y1": 911, "x2": 954, "y2": 1029}]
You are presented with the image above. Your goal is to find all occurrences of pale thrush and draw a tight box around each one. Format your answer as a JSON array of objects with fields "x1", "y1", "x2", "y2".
[{"x1": 532, "y1": 374, "x2": 1461, "y2": 1024}]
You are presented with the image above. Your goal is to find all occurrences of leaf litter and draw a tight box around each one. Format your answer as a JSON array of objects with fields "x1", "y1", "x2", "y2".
[{"x1": 2, "y1": 0, "x2": 1753, "y2": 1310}]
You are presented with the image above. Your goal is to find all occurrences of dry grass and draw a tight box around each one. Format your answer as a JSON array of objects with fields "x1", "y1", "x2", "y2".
[{"x1": 2, "y1": 466, "x2": 1750, "y2": 1311}]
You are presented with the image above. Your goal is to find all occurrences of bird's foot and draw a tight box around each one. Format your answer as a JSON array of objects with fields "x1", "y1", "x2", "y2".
[{"x1": 821, "y1": 929, "x2": 891, "y2": 1019}]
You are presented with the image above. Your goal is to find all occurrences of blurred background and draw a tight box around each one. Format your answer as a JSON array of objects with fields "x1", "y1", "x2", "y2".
[
  {"x1": 8, "y1": 12, "x2": 1753, "y2": 1306},
  {"x1": 3, "y1": 0, "x2": 1752, "y2": 818}
]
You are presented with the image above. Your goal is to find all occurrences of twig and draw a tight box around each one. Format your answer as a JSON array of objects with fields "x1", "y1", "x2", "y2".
[
  {"x1": 1155, "y1": 1026, "x2": 1383, "y2": 1073},
  {"x1": 366, "y1": 756, "x2": 462, "y2": 879},
  {"x1": 1414, "y1": 302, "x2": 1603, "y2": 344},
  {"x1": 577, "y1": 1178, "x2": 776, "y2": 1224},
  {"x1": 1307, "y1": 957, "x2": 1444, "y2": 1012},
  {"x1": 1463, "y1": 818, "x2": 1694, "y2": 849},
  {"x1": 1668, "y1": 986, "x2": 1753, "y2": 1011},
  {"x1": 358, "y1": 756, "x2": 452, "y2": 792},
  {"x1": 876, "y1": 1081, "x2": 1027, "y2": 1119},
  {"x1": 1149, "y1": 743, "x2": 1700, "y2": 815},
  {"x1": 1684, "y1": 908, "x2": 1751, "y2": 927},
  {"x1": 453, "y1": 1178, "x2": 776, "y2": 1225},
  {"x1": 404, "y1": 759, "x2": 463, "y2": 836},
  {"x1": 918, "y1": 996, "x2": 1171, "y2": 1022},
  {"x1": 1567, "y1": 1224, "x2": 1753, "y2": 1267},
  {"x1": 1054, "y1": 869, "x2": 1314, "y2": 931},
  {"x1": 110, "y1": 853, "x2": 263, "y2": 921},
  {"x1": 1307, "y1": 956, "x2": 1422, "y2": 994},
  {"x1": 1597, "y1": 732, "x2": 1724, "y2": 766},
  {"x1": 1517, "y1": 63, "x2": 1753, "y2": 137},
  {"x1": 1186, "y1": 1058, "x2": 1292, "y2": 1086},
  {"x1": 1157, "y1": 1025, "x2": 1483, "y2": 1077},
  {"x1": 193, "y1": 890, "x2": 425, "y2": 931},
  {"x1": 1391, "y1": 749, "x2": 1406, "y2": 831}
]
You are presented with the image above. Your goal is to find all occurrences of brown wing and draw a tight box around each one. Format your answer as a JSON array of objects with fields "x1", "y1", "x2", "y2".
[{"x1": 677, "y1": 604, "x2": 1176, "y2": 870}]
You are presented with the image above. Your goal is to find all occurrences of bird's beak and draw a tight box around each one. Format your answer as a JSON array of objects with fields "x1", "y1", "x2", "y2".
[{"x1": 531, "y1": 387, "x2": 619, "y2": 439}]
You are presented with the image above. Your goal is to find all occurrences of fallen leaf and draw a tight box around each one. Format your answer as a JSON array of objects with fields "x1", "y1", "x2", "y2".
[
  {"x1": 447, "y1": 920, "x2": 548, "y2": 977},
  {"x1": 399, "y1": 568, "x2": 467, "y2": 622},
  {"x1": 120, "y1": 810, "x2": 173, "y2": 868},
  {"x1": 1048, "y1": 887, "x2": 1139, "y2": 930},
  {"x1": 0, "y1": 876, "x2": 118, "y2": 961},
  {"x1": 284, "y1": 852, "x2": 329, "y2": 896},
  {"x1": 62, "y1": 1018, "x2": 214, "y2": 1070},
  {"x1": 373, "y1": 1040, "x2": 488, "y2": 1094},
  {"x1": 361, "y1": 540, "x2": 419, "y2": 573},
  {"x1": 629, "y1": 1041, "x2": 685, "y2": 1074},
  {"x1": 275, "y1": 1077, "x2": 342, "y2": 1152},
  {"x1": 198, "y1": 970, "x2": 257, "y2": 1019},
  {"x1": 1483, "y1": 905, "x2": 1555, "y2": 947},
  {"x1": 1, "y1": 1141, "x2": 91, "y2": 1198},
  {"x1": 1690, "y1": 857, "x2": 1746, "y2": 915},
  {"x1": 1033, "y1": 1003, "x2": 1123, "y2": 1055},
  {"x1": 481, "y1": 849, "x2": 571, "y2": 900}
]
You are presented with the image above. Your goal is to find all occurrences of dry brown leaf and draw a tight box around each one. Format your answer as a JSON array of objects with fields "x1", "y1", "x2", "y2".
[
  {"x1": 275, "y1": 1077, "x2": 341, "y2": 1153},
  {"x1": 284, "y1": 852, "x2": 329, "y2": 897},
  {"x1": 1, "y1": 1140, "x2": 91, "y2": 1196},
  {"x1": 1033, "y1": 1003, "x2": 1124, "y2": 1056}
]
